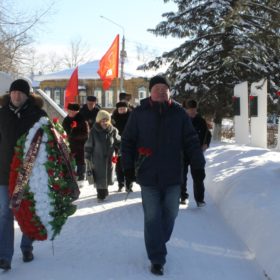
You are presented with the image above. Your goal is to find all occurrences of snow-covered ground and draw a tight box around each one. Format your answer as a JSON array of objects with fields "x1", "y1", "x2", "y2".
[{"x1": 2, "y1": 142, "x2": 280, "y2": 280}]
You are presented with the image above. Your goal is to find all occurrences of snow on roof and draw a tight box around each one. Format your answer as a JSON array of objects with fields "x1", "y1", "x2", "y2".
[{"x1": 33, "y1": 59, "x2": 159, "y2": 82}]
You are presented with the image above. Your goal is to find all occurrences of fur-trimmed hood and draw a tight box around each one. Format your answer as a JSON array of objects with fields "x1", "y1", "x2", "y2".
[{"x1": 0, "y1": 93, "x2": 44, "y2": 108}]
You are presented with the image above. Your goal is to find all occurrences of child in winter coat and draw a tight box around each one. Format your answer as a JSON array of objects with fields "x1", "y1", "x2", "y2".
[{"x1": 85, "y1": 110, "x2": 120, "y2": 201}]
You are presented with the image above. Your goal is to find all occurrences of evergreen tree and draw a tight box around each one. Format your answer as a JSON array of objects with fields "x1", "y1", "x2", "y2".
[{"x1": 141, "y1": 0, "x2": 280, "y2": 133}]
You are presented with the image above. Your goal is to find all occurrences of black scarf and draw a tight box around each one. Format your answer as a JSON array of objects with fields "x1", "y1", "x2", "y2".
[{"x1": 9, "y1": 100, "x2": 30, "y2": 119}]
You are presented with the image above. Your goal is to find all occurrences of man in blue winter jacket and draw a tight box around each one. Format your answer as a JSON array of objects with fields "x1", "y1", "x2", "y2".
[{"x1": 121, "y1": 75, "x2": 206, "y2": 276}]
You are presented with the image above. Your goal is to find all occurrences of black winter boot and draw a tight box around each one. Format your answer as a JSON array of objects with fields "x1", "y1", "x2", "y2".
[{"x1": 151, "y1": 264, "x2": 164, "y2": 275}]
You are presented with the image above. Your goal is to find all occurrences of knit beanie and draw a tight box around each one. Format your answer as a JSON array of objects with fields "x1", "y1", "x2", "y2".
[
  {"x1": 9, "y1": 79, "x2": 30, "y2": 96},
  {"x1": 67, "y1": 103, "x2": 80, "y2": 111},
  {"x1": 149, "y1": 75, "x2": 170, "y2": 91},
  {"x1": 116, "y1": 101, "x2": 128, "y2": 109},
  {"x1": 96, "y1": 110, "x2": 111, "y2": 123}
]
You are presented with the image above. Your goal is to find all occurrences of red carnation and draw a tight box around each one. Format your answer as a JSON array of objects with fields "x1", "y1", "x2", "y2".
[
  {"x1": 135, "y1": 147, "x2": 153, "y2": 177},
  {"x1": 112, "y1": 155, "x2": 118, "y2": 164},
  {"x1": 48, "y1": 141, "x2": 55, "y2": 148},
  {"x1": 48, "y1": 155, "x2": 55, "y2": 161},
  {"x1": 48, "y1": 169, "x2": 54, "y2": 177},
  {"x1": 71, "y1": 121, "x2": 77, "y2": 129},
  {"x1": 52, "y1": 184, "x2": 60, "y2": 191},
  {"x1": 53, "y1": 118, "x2": 59, "y2": 124}
]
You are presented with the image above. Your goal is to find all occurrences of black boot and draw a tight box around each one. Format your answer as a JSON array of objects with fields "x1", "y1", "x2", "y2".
[
  {"x1": 151, "y1": 264, "x2": 164, "y2": 275},
  {"x1": 77, "y1": 164, "x2": 86, "y2": 181},
  {"x1": 118, "y1": 182, "x2": 124, "y2": 192},
  {"x1": 125, "y1": 182, "x2": 133, "y2": 192},
  {"x1": 22, "y1": 251, "x2": 34, "y2": 263},
  {"x1": 0, "y1": 259, "x2": 11, "y2": 270}
]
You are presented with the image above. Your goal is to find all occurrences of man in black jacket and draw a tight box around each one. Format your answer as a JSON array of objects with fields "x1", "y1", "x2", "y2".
[
  {"x1": 121, "y1": 75, "x2": 205, "y2": 276},
  {"x1": 63, "y1": 103, "x2": 89, "y2": 185},
  {"x1": 0, "y1": 79, "x2": 47, "y2": 270},
  {"x1": 111, "y1": 101, "x2": 131, "y2": 192},
  {"x1": 180, "y1": 99, "x2": 212, "y2": 206},
  {"x1": 79, "y1": 96, "x2": 100, "y2": 129}
]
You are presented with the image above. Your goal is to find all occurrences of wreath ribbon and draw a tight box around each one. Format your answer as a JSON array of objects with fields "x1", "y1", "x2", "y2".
[{"x1": 10, "y1": 128, "x2": 43, "y2": 210}]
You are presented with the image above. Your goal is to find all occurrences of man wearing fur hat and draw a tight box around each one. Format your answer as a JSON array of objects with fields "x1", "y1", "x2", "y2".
[
  {"x1": 0, "y1": 79, "x2": 47, "y2": 270},
  {"x1": 119, "y1": 92, "x2": 134, "y2": 111},
  {"x1": 121, "y1": 75, "x2": 205, "y2": 275},
  {"x1": 79, "y1": 96, "x2": 100, "y2": 129},
  {"x1": 111, "y1": 101, "x2": 132, "y2": 192},
  {"x1": 62, "y1": 103, "x2": 89, "y2": 186}
]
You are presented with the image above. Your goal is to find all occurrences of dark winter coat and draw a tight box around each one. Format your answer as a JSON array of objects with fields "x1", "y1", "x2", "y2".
[
  {"x1": 62, "y1": 113, "x2": 89, "y2": 165},
  {"x1": 111, "y1": 110, "x2": 131, "y2": 136},
  {"x1": 191, "y1": 114, "x2": 212, "y2": 147},
  {"x1": 0, "y1": 94, "x2": 47, "y2": 185},
  {"x1": 121, "y1": 97, "x2": 205, "y2": 188},
  {"x1": 85, "y1": 123, "x2": 120, "y2": 189},
  {"x1": 79, "y1": 104, "x2": 100, "y2": 129}
]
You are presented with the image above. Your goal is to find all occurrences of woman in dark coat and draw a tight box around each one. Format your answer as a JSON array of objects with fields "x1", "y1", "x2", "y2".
[
  {"x1": 62, "y1": 103, "x2": 89, "y2": 183},
  {"x1": 85, "y1": 110, "x2": 120, "y2": 200}
]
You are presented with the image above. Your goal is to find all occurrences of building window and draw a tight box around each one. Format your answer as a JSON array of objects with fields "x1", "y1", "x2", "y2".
[
  {"x1": 79, "y1": 87, "x2": 87, "y2": 105},
  {"x1": 44, "y1": 88, "x2": 51, "y2": 97},
  {"x1": 54, "y1": 88, "x2": 62, "y2": 107},
  {"x1": 94, "y1": 89, "x2": 102, "y2": 107},
  {"x1": 104, "y1": 89, "x2": 113, "y2": 108},
  {"x1": 136, "y1": 86, "x2": 147, "y2": 105}
]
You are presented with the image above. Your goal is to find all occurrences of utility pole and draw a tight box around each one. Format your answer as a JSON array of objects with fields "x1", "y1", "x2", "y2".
[{"x1": 100, "y1": 15, "x2": 126, "y2": 92}]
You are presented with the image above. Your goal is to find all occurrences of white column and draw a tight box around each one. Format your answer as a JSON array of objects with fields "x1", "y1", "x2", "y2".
[
  {"x1": 277, "y1": 121, "x2": 280, "y2": 151},
  {"x1": 250, "y1": 79, "x2": 267, "y2": 148},
  {"x1": 234, "y1": 81, "x2": 250, "y2": 145}
]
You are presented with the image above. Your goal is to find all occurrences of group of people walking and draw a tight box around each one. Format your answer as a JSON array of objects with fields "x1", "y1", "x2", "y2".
[
  {"x1": 0, "y1": 75, "x2": 211, "y2": 276},
  {"x1": 62, "y1": 93, "x2": 134, "y2": 200}
]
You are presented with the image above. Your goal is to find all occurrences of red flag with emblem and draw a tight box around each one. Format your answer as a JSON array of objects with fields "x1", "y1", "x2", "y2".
[
  {"x1": 98, "y1": 35, "x2": 119, "y2": 90},
  {"x1": 64, "y1": 67, "x2": 78, "y2": 110}
]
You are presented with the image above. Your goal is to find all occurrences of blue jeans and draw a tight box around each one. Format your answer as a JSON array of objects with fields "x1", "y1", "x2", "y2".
[
  {"x1": 0, "y1": 185, "x2": 33, "y2": 264},
  {"x1": 141, "y1": 185, "x2": 180, "y2": 265}
]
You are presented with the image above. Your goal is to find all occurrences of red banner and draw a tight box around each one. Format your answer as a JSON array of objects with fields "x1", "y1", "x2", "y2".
[
  {"x1": 98, "y1": 35, "x2": 119, "y2": 90},
  {"x1": 64, "y1": 67, "x2": 78, "y2": 110}
]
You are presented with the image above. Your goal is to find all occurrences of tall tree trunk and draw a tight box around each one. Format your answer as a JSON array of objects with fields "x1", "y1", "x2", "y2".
[{"x1": 213, "y1": 110, "x2": 223, "y2": 141}]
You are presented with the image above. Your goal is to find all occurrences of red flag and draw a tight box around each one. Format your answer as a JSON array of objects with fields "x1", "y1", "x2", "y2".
[
  {"x1": 64, "y1": 67, "x2": 78, "y2": 110},
  {"x1": 98, "y1": 35, "x2": 119, "y2": 90}
]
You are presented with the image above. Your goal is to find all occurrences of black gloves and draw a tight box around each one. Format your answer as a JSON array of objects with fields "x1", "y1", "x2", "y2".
[
  {"x1": 191, "y1": 169, "x2": 206, "y2": 182},
  {"x1": 124, "y1": 168, "x2": 136, "y2": 182}
]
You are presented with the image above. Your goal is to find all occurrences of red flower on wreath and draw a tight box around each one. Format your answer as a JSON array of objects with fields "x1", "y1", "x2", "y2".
[
  {"x1": 9, "y1": 149, "x2": 47, "y2": 240},
  {"x1": 135, "y1": 147, "x2": 153, "y2": 176}
]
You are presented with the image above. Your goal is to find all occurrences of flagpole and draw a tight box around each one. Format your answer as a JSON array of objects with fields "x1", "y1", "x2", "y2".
[{"x1": 100, "y1": 15, "x2": 126, "y2": 92}]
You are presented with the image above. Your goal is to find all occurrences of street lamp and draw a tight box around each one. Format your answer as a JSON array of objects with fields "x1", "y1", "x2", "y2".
[{"x1": 100, "y1": 15, "x2": 126, "y2": 92}]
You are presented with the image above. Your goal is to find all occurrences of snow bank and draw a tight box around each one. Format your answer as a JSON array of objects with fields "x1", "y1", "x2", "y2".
[{"x1": 205, "y1": 143, "x2": 280, "y2": 280}]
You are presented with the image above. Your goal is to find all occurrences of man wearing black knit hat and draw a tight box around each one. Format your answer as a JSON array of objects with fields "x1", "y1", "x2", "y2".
[
  {"x1": 0, "y1": 79, "x2": 47, "y2": 270},
  {"x1": 121, "y1": 74, "x2": 205, "y2": 275}
]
